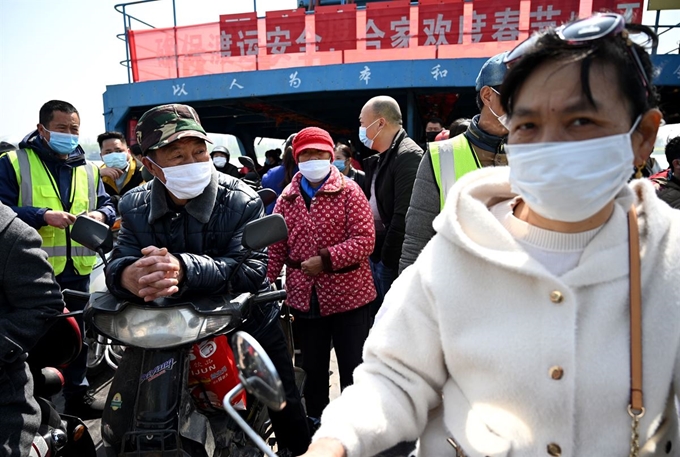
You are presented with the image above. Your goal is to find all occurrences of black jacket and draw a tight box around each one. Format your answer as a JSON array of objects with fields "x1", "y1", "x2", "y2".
[
  {"x1": 362, "y1": 129, "x2": 423, "y2": 271},
  {"x1": 105, "y1": 170, "x2": 268, "y2": 299}
]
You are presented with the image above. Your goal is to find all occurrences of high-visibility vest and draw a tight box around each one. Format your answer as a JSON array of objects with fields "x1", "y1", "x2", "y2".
[
  {"x1": 429, "y1": 133, "x2": 481, "y2": 210},
  {"x1": 5, "y1": 148, "x2": 98, "y2": 276}
]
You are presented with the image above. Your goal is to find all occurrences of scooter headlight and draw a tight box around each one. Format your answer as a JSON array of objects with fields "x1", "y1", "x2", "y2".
[{"x1": 93, "y1": 305, "x2": 233, "y2": 349}]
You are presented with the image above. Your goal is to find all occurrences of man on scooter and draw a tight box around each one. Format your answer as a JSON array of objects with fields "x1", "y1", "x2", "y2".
[
  {"x1": 0, "y1": 202, "x2": 64, "y2": 457},
  {"x1": 104, "y1": 104, "x2": 311, "y2": 455}
]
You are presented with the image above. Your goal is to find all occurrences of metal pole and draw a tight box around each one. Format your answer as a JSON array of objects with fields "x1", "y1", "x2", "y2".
[
  {"x1": 173, "y1": 0, "x2": 179, "y2": 78},
  {"x1": 123, "y1": 5, "x2": 132, "y2": 83},
  {"x1": 253, "y1": 0, "x2": 257, "y2": 13},
  {"x1": 653, "y1": 10, "x2": 660, "y2": 56}
]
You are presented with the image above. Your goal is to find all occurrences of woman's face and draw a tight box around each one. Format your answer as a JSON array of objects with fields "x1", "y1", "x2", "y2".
[{"x1": 298, "y1": 148, "x2": 331, "y2": 163}]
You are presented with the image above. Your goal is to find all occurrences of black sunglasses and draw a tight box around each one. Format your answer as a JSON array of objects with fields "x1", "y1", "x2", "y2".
[{"x1": 504, "y1": 13, "x2": 651, "y2": 91}]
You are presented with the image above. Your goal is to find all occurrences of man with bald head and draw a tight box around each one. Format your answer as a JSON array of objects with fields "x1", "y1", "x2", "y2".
[{"x1": 359, "y1": 96, "x2": 423, "y2": 318}]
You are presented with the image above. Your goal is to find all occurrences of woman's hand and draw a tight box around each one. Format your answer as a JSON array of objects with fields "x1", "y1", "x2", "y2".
[{"x1": 301, "y1": 256, "x2": 324, "y2": 276}]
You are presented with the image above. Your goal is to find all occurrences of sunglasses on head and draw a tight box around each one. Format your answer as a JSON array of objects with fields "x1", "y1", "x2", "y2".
[{"x1": 503, "y1": 13, "x2": 651, "y2": 91}]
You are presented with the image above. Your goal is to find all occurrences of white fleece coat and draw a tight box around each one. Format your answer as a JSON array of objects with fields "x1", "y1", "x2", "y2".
[{"x1": 314, "y1": 167, "x2": 680, "y2": 457}]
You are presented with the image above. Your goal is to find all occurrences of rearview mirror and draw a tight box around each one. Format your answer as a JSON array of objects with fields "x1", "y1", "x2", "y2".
[
  {"x1": 71, "y1": 216, "x2": 113, "y2": 254},
  {"x1": 231, "y1": 331, "x2": 286, "y2": 411},
  {"x1": 238, "y1": 155, "x2": 256, "y2": 170},
  {"x1": 241, "y1": 214, "x2": 287, "y2": 250},
  {"x1": 256, "y1": 188, "x2": 278, "y2": 208}
]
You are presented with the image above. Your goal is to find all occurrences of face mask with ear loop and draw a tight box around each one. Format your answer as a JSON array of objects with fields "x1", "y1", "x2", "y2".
[
  {"x1": 148, "y1": 158, "x2": 213, "y2": 200},
  {"x1": 359, "y1": 118, "x2": 383, "y2": 150},
  {"x1": 505, "y1": 116, "x2": 642, "y2": 222}
]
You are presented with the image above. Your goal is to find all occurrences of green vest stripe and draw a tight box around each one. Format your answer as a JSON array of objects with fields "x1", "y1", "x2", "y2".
[
  {"x1": 429, "y1": 134, "x2": 481, "y2": 210},
  {"x1": 7, "y1": 149, "x2": 99, "y2": 275}
]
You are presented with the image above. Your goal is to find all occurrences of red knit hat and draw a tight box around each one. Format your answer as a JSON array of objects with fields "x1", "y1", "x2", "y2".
[{"x1": 292, "y1": 127, "x2": 335, "y2": 162}]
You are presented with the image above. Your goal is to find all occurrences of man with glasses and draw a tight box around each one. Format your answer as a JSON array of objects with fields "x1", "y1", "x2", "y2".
[{"x1": 301, "y1": 14, "x2": 679, "y2": 457}]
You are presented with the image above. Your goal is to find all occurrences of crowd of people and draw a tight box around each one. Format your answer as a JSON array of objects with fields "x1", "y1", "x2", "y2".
[{"x1": 1, "y1": 11, "x2": 680, "y2": 457}]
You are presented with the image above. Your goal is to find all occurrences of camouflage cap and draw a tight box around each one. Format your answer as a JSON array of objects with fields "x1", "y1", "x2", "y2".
[{"x1": 136, "y1": 104, "x2": 212, "y2": 155}]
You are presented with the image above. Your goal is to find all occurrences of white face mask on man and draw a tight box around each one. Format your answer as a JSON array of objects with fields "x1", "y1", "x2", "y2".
[
  {"x1": 149, "y1": 159, "x2": 213, "y2": 200},
  {"x1": 505, "y1": 116, "x2": 641, "y2": 223}
]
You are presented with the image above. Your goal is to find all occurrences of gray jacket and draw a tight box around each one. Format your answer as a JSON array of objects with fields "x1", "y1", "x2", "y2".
[
  {"x1": 0, "y1": 203, "x2": 63, "y2": 456},
  {"x1": 399, "y1": 150, "x2": 439, "y2": 274}
]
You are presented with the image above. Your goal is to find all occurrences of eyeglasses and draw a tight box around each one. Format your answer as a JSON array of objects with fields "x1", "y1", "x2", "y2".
[{"x1": 504, "y1": 13, "x2": 651, "y2": 92}]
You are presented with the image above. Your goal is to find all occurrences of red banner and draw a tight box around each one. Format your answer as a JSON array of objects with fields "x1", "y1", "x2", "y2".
[
  {"x1": 265, "y1": 8, "x2": 307, "y2": 54},
  {"x1": 528, "y1": 0, "x2": 579, "y2": 32},
  {"x1": 219, "y1": 12, "x2": 259, "y2": 57},
  {"x1": 315, "y1": 4, "x2": 358, "y2": 52},
  {"x1": 591, "y1": 0, "x2": 643, "y2": 23},
  {"x1": 418, "y1": 0, "x2": 464, "y2": 46},
  {"x1": 472, "y1": 0, "x2": 523, "y2": 43},
  {"x1": 365, "y1": 1, "x2": 411, "y2": 50}
]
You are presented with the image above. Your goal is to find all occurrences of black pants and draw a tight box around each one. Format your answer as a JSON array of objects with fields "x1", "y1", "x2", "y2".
[
  {"x1": 295, "y1": 304, "x2": 371, "y2": 419},
  {"x1": 247, "y1": 317, "x2": 311, "y2": 455}
]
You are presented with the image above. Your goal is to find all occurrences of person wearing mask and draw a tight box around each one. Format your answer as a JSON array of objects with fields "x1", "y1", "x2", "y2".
[
  {"x1": 104, "y1": 104, "x2": 310, "y2": 456},
  {"x1": 261, "y1": 148, "x2": 283, "y2": 175},
  {"x1": 261, "y1": 134, "x2": 299, "y2": 214},
  {"x1": 301, "y1": 14, "x2": 679, "y2": 456},
  {"x1": 650, "y1": 136, "x2": 680, "y2": 208},
  {"x1": 0, "y1": 100, "x2": 116, "y2": 419},
  {"x1": 267, "y1": 127, "x2": 375, "y2": 431},
  {"x1": 97, "y1": 131, "x2": 146, "y2": 208},
  {"x1": 0, "y1": 202, "x2": 64, "y2": 457},
  {"x1": 400, "y1": 53, "x2": 509, "y2": 273},
  {"x1": 130, "y1": 143, "x2": 155, "y2": 182},
  {"x1": 210, "y1": 145, "x2": 240, "y2": 178},
  {"x1": 359, "y1": 96, "x2": 422, "y2": 317},
  {"x1": 424, "y1": 117, "x2": 444, "y2": 143},
  {"x1": 333, "y1": 142, "x2": 365, "y2": 189}
]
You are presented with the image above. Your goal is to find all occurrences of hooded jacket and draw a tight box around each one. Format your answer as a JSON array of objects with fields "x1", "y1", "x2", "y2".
[
  {"x1": 314, "y1": 167, "x2": 680, "y2": 457},
  {"x1": 267, "y1": 166, "x2": 376, "y2": 316}
]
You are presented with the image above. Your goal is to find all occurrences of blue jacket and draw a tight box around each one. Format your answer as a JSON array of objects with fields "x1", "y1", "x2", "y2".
[
  {"x1": 261, "y1": 164, "x2": 298, "y2": 214},
  {"x1": 0, "y1": 130, "x2": 116, "y2": 229}
]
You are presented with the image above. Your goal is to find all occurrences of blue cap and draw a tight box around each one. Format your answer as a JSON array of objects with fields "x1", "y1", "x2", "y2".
[{"x1": 475, "y1": 52, "x2": 508, "y2": 92}]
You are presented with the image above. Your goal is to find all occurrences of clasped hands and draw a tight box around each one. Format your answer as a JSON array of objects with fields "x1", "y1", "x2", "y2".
[{"x1": 121, "y1": 246, "x2": 184, "y2": 301}]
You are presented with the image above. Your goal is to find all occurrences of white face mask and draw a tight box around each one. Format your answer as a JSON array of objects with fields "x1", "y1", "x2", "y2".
[
  {"x1": 212, "y1": 157, "x2": 227, "y2": 168},
  {"x1": 505, "y1": 117, "x2": 640, "y2": 223},
  {"x1": 150, "y1": 159, "x2": 213, "y2": 200},
  {"x1": 298, "y1": 159, "x2": 331, "y2": 182}
]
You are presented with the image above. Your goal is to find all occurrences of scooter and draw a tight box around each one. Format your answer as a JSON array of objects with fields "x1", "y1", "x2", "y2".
[
  {"x1": 26, "y1": 291, "x2": 97, "y2": 457},
  {"x1": 71, "y1": 214, "x2": 290, "y2": 456}
]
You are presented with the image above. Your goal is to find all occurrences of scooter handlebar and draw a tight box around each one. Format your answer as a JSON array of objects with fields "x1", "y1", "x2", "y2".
[{"x1": 252, "y1": 290, "x2": 287, "y2": 305}]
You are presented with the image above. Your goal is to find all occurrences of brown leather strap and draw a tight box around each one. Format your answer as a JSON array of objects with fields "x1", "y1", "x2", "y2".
[{"x1": 628, "y1": 206, "x2": 643, "y2": 412}]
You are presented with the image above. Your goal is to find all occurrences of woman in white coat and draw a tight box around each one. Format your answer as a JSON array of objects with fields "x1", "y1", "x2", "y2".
[{"x1": 302, "y1": 13, "x2": 680, "y2": 457}]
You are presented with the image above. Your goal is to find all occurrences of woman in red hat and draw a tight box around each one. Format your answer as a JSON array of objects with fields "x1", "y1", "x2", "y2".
[{"x1": 267, "y1": 126, "x2": 376, "y2": 427}]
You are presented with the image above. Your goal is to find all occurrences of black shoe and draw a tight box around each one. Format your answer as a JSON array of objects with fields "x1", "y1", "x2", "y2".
[{"x1": 63, "y1": 391, "x2": 104, "y2": 420}]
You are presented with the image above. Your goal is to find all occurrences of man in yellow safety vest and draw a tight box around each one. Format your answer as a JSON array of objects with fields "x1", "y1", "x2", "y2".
[
  {"x1": 399, "y1": 53, "x2": 509, "y2": 273},
  {"x1": 0, "y1": 99, "x2": 116, "y2": 419}
]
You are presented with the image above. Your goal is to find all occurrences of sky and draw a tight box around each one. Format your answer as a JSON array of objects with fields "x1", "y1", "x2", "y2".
[{"x1": 0, "y1": 0, "x2": 678, "y2": 150}]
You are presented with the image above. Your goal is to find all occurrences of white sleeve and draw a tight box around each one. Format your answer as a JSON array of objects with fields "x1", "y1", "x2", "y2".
[{"x1": 312, "y1": 264, "x2": 448, "y2": 457}]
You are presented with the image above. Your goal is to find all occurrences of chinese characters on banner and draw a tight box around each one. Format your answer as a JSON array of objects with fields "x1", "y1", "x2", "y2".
[
  {"x1": 265, "y1": 8, "x2": 307, "y2": 54},
  {"x1": 315, "y1": 4, "x2": 358, "y2": 52},
  {"x1": 528, "y1": 0, "x2": 579, "y2": 32},
  {"x1": 418, "y1": 0, "x2": 465, "y2": 46},
  {"x1": 365, "y1": 0, "x2": 411, "y2": 50},
  {"x1": 219, "y1": 12, "x2": 259, "y2": 57}
]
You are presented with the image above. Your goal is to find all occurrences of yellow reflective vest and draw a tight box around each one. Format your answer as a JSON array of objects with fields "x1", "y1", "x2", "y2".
[
  {"x1": 429, "y1": 133, "x2": 481, "y2": 210},
  {"x1": 5, "y1": 148, "x2": 98, "y2": 276}
]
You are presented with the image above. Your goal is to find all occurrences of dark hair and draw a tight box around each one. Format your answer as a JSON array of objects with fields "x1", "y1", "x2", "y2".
[
  {"x1": 500, "y1": 23, "x2": 659, "y2": 123},
  {"x1": 0, "y1": 141, "x2": 16, "y2": 153},
  {"x1": 97, "y1": 131, "x2": 127, "y2": 149},
  {"x1": 334, "y1": 142, "x2": 353, "y2": 161},
  {"x1": 130, "y1": 143, "x2": 143, "y2": 158},
  {"x1": 266, "y1": 148, "x2": 282, "y2": 159},
  {"x1": 426, "y1": 117, "x2": 444, "y2": 127},
  {"x1": 666, "y1": 136, "x2": 680, "y2": 165},
  {"x1": 449, "y1": 118, "x2": 472, "y2": 137},
  {"x1": 39, "y1": 100, "x2": 78, "y2": 127},
  {"x1": 281, "y1": 143, "x2": 297, "y2": 188}
]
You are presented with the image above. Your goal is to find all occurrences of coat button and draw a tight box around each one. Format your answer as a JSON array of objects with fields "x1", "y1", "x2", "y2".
[
  {"x1": 549, "y1": 290, "x2": 564, "y2": 304},
  {"x1": 547, "y1": 443, "x2": 562, "y2": 456},
  {"x1": 549, "y1": 366, "x2": 564, "y2": 380}
]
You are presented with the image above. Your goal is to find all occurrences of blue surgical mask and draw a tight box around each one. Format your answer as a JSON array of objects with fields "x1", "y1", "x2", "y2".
[
  {"x1": 333, "y1": 159, "x2": 346, "y2": 172},
  {"x1": 44, "y1": 129, "x2": 79, "y2": 155},
  {"x1": 359, "y1": 118, "x2": 382, "y2": 150},
  {"x1": 102, "y1": 152, "x2": 128, "y2": 169}
]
